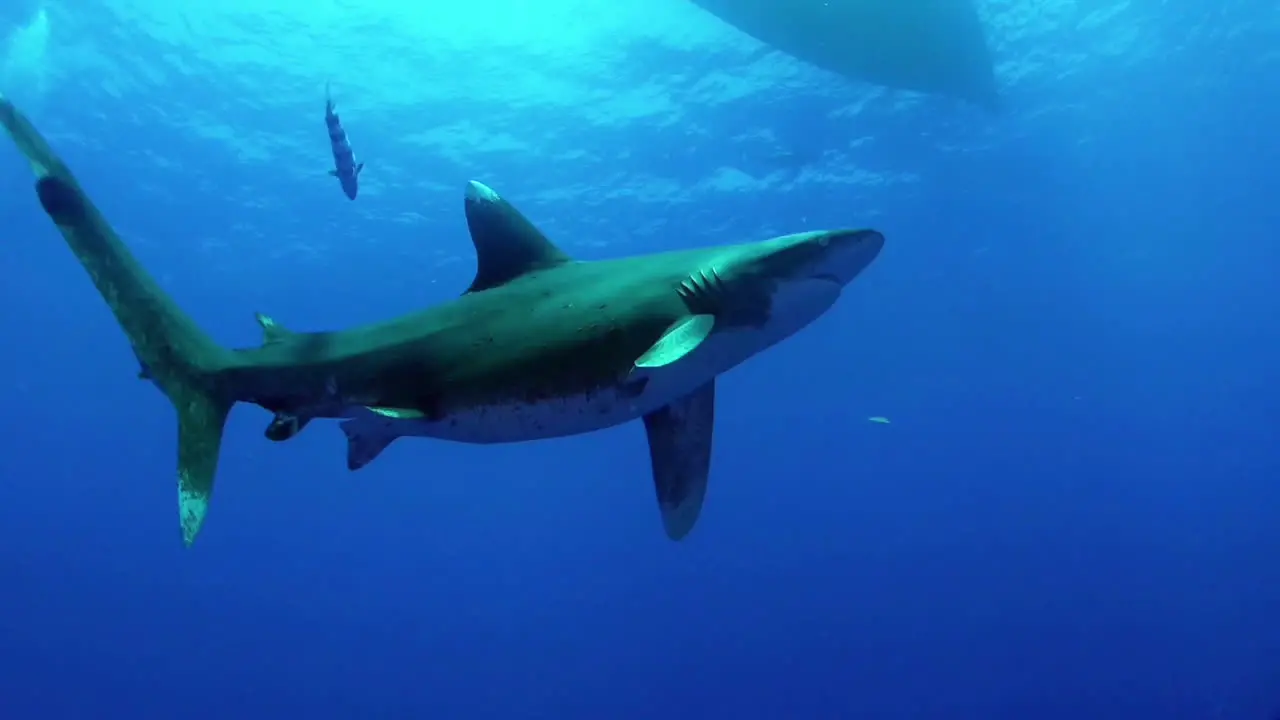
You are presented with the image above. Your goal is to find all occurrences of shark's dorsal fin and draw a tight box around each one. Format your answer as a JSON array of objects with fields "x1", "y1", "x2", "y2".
[
  {"x1": 643, "y1": 380, "x2": 716, "y2": 540},
  {"x1": 253, "y1": 312, "x2": 292, "y2": 345},
  {"x1": 635, "y1": 315, "x2": 716, "y2": 369},
  {"x1": 463, "y1": 180, "x2": 572, "y2": 293}
]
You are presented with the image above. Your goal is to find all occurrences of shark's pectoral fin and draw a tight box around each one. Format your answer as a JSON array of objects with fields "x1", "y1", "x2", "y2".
[
  {"x1": 635, "y1": 314, "x2": 715, "y2": 370},
  {"x1": 355, "y1": 162, "x2": 364, "y2": 176},
  {"x1": 643, "y1": 380, "x2": 716, "y2": 540},
  {"x1": 175, "y1": 388, "x2": 232, "y2": 547},
  {"x1": 339, "y1": 419, "x2": 399, "y2": 471},
  {"x1": 365, "y1": 406, "x2": 426, "y2": 419},
  {"x1": 252, "y1": 312, "x2": 293, "y2": 345}
]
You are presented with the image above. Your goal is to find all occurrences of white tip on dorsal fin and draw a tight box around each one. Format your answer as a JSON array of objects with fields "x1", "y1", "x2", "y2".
[
  {"x1": 253, "y1": 312, "x2": 293, "y2": 345},
  {"x1": 462, "y1": 180, "x2": 572, "y2": 293},
  {"x1": 643, "y1": 380, "x2": 716, "y2": 540}
]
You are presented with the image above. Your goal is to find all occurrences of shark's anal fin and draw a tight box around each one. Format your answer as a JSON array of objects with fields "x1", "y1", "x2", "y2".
[
  {"x1": 643, "y1": 380, "x2": 716, "y2": 541},
  {"x1": 635, "y1": 315, "x2": 715, "y2": 370},
  {"x1": 175, "y1": 388, "x2": 232, "y2": 547},
  {"x1": 263, "y1": 412, "x2": 310, "y2": 442},
  {"x1": 462, "y1": 180, "x2": 573, "y2": 293},
  {"x1": 253, "y1": 312, "x2": 292, "y2": 345},
  {"x1": 339, "y1": 417, "x2": 400, "y2": 471}
]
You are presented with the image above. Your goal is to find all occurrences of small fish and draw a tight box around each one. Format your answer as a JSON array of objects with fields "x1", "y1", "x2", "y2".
[
  {"x1": 324, "y1": 82, "x2": 363, "y2": 200},
  {"x1": 867, "y1": 416, "x2": 891, "y2": 424}
]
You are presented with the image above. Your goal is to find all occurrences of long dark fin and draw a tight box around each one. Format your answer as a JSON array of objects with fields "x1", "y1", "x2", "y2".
[
  {"x1": 0, "y1": 95, "x2": 236, "y2": 547},
  {"x1": 643, "y1": 380, "x2": 716, "y2": 540},
  {"x1": 462, "y1": 180, "x2": 572, "y2": 293}
]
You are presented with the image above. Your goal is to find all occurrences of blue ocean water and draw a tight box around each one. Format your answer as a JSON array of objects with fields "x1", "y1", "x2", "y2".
[{"x1": 0, "y1": 0, "x2": 1278, "y2": 717}]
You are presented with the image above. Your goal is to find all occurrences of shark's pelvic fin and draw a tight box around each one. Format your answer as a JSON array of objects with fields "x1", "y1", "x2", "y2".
[
  {"x1": 0, "y1": 97, "x2": 236, "y2": 547},
  {"x1": 341, "y1": 420, "x2": 399, "y2": 471},
  {"x1": 635, "y1": 314, "x2": 716, "y2": 369},
  {"x1": 462, "y1": 180, "x2": 573, "y2": 293},
  {"x1": 643, "y1": 380, "x2": 716, "y2": 541},
  {"x1": 253, "y1": 312, "x2": 293, "y2": 345},
  {"x1": 336, "y1": 408, "x2": 422, "y2": 467}
]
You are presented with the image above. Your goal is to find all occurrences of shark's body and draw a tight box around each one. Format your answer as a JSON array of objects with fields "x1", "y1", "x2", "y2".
[
  {"x1": 690, "y1": 0, "x2": 1000, "y2": 110},
  {"x1": 0, "y1": 95, "x2": 884, "y2": 546}
]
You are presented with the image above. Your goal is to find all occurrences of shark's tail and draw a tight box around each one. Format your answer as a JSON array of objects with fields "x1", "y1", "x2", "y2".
[{"x1": 0, "y1": 94, "x2": 237, "y2": 546}]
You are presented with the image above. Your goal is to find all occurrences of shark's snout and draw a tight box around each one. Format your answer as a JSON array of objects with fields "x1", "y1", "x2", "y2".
[
  {"x1": 818, "y1": 229, "x2": 884, "y2": 285},
  {"x1": 769, "y1": 228, "x2": 884, "y2": 287}
]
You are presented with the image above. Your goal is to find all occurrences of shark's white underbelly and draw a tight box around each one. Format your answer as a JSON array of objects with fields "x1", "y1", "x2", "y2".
[
  {"x1": 341, "y1": 276, "x2": 843, "y2": 447},
  {"x1": 340, "y1": 322, "x2": 773, "y2": 446},
  {"x1": 349, "y1": 387, "x2": 656, "y2": 444}
]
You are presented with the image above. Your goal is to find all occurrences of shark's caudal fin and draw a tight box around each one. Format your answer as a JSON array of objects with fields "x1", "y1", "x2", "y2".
[
  {"x1": 644, "y1": 380, "x2": 716, "y2": 540},
  {"x1": 0, "y1": 95, "x2": 237, "y2": 546}
]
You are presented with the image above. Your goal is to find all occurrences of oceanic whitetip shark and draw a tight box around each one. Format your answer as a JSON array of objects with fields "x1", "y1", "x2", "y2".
[
  {"x1": 689, "y1": 0, "x2": 1000, "y2": 109},
  {"x1": 0, "y1": 94, "x2": 885, "y2": 547}
]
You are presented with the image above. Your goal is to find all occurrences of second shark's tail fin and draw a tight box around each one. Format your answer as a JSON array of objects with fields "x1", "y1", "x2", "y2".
[{"x1": 0, "y1": 94, "x2": 237, "y2": 546}]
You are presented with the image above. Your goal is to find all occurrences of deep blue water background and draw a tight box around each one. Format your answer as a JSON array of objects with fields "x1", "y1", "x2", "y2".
[{"x1": 1, "y1": 1, "x2": 1278, "y2": 717}]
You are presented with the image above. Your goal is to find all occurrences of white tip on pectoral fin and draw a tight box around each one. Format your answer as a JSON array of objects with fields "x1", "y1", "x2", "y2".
[
  {"x1": 643, "y1": 380, "x2": 717, "y2": 540},
  {"x1": 635, "y1": 314, "x2": 715, "y2": 370}
]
